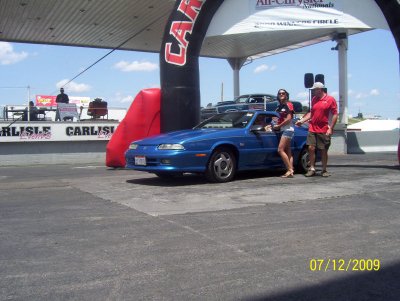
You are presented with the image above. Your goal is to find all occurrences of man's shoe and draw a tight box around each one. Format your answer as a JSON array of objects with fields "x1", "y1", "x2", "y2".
[
  {"x1": 305, "y1": 169, "x2": 316, "y2": 177},
  {"x1": 321, "y1": 170, "x2": 330, "y2": 177}
]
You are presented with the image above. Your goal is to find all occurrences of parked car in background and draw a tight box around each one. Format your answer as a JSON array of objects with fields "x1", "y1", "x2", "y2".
[
  {"x1": 200, "y1": 93, "x2": 302, "y2": 120},
  {"x1": 125, "y1": 110, "x2": 310, "y2": 183}
]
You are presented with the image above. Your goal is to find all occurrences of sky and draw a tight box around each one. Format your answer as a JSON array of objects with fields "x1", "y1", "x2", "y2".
[{"x1": 0, "y1": 29, "x2": 399, "y2": 119}]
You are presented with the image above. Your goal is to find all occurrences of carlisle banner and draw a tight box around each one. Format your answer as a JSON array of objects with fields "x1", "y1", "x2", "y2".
[{"x1": 0, "y1": 123, "x2": 117, "y2": 142}]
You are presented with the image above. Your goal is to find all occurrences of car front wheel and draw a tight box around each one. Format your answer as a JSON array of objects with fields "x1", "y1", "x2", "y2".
[{"x1": 205, "y1": 147, "x2": 236, "y2": 183}]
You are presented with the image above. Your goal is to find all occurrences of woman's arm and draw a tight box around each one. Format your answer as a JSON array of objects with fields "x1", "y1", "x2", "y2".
[{"x1": 295, "y1": 112, "x2": 311, "y2": 126}]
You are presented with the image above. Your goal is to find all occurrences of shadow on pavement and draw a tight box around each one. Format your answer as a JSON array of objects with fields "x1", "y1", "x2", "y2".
[
  {"x1": 125, "y1": 169, "x2": 284, "y2": 186},
  {"x1": 126, "y1": 174, "x2": 208, "y2": 186},
  {"x1": 329, "y1": 164, "x2": 399, "y2": 170},
  {"x1": 243, "y1": 260, "x2": 400, "y2": 301}
]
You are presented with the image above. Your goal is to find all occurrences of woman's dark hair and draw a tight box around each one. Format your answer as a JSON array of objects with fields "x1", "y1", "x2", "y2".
[{"x1": 277, "y1": 89, "x2": 289, "y2": 100}]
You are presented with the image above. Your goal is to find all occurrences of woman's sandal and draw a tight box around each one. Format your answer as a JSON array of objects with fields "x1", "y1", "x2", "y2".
[{"x1": 281, "y1": 170, "x2": 294, "y2": 178}]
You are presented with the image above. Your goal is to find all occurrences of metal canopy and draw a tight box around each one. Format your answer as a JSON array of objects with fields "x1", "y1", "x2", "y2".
[
  {"x1": 0, "y1": 0, "x2": 385, "y2": 60},
  {"x1": 0, "y1": 0, "x2": 175, "y2": 53}
]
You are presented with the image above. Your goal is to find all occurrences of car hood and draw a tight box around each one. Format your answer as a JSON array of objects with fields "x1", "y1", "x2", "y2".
[{"x1": 133, "y1": 128, "x2": 245, "y2": 145}]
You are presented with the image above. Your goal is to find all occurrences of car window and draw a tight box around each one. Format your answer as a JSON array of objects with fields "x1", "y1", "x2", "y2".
[
  {"x1": 234, "y1": 95, "x2": 276, "y2": 104},
  {"x1": 252, "y1": 114, "x2": 274, "y2": 126},
  {"x1": 195, "y1": 112, "x2": 254, "y2": 129},
  {"x1": 235, "y1": 96, "x2": 249, "y2": 103},
  {"x1": 252, "y1": 97, "x2": 264, "y2": 103}
]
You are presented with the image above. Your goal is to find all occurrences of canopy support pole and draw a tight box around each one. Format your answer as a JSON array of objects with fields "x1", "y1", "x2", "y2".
[
  {"x1": 337, "y1": 32, "x2": 348, "y2": 126},
  {"x1": 334, "y1": 31, "x2": 349, "y2": 154},
  {"x1": 227, "y1": 57, "x2": 247, "y2": 98}
]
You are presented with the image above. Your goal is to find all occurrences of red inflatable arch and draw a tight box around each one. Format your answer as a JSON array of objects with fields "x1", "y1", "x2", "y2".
[{"x1": 106, "y1": 88, "x2": 161, "y2": 167}]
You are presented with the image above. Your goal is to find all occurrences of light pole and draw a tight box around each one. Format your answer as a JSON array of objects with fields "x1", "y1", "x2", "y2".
[{"x1": 27, "y1": 85, "x2": 31, "y2": 122}]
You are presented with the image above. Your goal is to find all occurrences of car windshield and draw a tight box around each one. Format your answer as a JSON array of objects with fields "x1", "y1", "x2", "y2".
[
  {"x1": 234, "y1": 95, "x2": 276, "y2": 104},
  {"x1": 235, "y1": 96, "x2": 250, "y2": 103},
  {"x1": 194, "y1": 112, "x2": 255, "y2": 129}
]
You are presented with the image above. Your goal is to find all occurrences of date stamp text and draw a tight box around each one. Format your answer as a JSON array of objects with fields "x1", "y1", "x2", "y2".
[{"x1": 309, "y1": 258, "x2": 380, "y2": 272}]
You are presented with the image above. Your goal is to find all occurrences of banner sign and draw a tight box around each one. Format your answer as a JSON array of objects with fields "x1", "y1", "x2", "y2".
[
  {"x1": 36, "y1": 95, "x2": 91, "y2": 107},
  {"x1": 69, "y1": 96, "x2": 91, "y2": 107},
  {"x1": 0, "y1": 122, "x2": 118, "y2": 142},
  {"x1": 253, "y1": 0, "x2": 340, "y2": 9},
  {"x1": 36, "y1": 95, "x2": 56, "y2": 107},
  {"x1": 57, "y1": 103, "x2": 79, "y2": 121},
  {"x1": 206, "y1": 0, "x2": 386, "y2": 37},
  {"x1": 250, "y1": 0, "x2": 344, "y2": 31}
]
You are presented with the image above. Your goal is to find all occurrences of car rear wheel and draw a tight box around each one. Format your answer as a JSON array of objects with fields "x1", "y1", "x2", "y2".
[
  {"x1": 297, "y1": 147, "x2": 309, "y2": 173},
  {"x1": 205, "y1": 147, "x2": 236, "y2": 183}
]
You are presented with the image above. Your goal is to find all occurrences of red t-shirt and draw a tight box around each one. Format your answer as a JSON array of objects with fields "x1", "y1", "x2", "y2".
[{"x1": 309, "y1": 94, "x2": 338, "y2": 133}]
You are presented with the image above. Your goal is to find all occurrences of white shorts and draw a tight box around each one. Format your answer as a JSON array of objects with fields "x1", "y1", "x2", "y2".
[{"x1": 281, "y1": 130, "x2": 294, "y2": 139}]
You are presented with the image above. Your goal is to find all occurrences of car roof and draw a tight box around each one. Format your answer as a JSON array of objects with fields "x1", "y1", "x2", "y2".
[
  {"x1": 236, "y1": 94, "x2": 276, "y2": 98},
  {"x1": 238, "y1": 93, "x2": 274, "y2": 96}
]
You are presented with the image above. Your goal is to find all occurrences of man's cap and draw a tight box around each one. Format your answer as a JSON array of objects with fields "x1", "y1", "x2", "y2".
[
  {"x1": 60, "y1": 88, "x2": 64, "y2": 91},
  {"x1": 311, "y1": 82, "x2": 325, "y2": 89}
]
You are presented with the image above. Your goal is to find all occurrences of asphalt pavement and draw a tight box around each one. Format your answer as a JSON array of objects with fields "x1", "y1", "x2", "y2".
[{"x1": 0, "y1": 153, "x2": 399, "y2": 301}]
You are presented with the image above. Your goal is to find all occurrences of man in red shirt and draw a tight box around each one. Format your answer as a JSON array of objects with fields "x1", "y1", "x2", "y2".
[{"x1": 295, "y1": 82, "x2": 338, "y2": 177}]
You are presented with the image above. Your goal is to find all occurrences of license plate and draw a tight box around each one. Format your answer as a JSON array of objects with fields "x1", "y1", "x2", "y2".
[{"x1": 134, "y1": 156, "x2": 146, "y2": 166}]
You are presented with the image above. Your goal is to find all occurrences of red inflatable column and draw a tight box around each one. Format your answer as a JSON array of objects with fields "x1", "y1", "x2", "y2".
[{"x1": 106, "y1": 88, "x2": 161, "y2": 167}]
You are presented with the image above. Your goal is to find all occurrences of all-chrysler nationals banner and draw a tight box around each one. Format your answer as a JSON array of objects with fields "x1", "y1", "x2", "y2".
[
  {"x1": 206, "y1": 0, "x2": 388, "y2": 36},
  {"x1": 250, "y1": 0, "x2": 344, "y2": 30}
]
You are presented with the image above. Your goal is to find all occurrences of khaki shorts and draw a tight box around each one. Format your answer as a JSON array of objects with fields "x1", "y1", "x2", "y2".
[{"x1": 306, "y1": 132, "x2": 331, "y2": 150}]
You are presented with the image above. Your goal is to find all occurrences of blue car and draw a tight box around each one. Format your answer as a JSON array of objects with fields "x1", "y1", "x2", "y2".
[{"x1": 125, "y1": 111, "x2": 309, "y2": 183}]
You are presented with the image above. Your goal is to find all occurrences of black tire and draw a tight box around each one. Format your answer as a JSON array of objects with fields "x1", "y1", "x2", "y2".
[
  {"x1": 297, "y1": 147, "x2": 309, "y2": 173},
  {"x1": 155, "y1": 172, "x2": 183, "y2": 179},
  {"x1": 205, "y1": 147, "x2": 236, "y2": 183}
]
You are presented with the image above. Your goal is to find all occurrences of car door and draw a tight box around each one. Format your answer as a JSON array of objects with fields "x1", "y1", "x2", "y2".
[{"x1": 240, "y1": 114, "x2": 282, "y2": 168}]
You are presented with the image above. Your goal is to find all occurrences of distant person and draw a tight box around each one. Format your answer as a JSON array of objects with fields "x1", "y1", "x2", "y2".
[
  {"x1": 56, "y1": 88, "x2": 69, "y2": 104},
  {"x1": 295, "y1": 82, "x2": 338, "y2": 177},
  {"x1": 23, "y1": 101, "x2": 38, "y2": 121},
  {"x1": 273, "y1": 89, "x2": 295, "y2": 178},
  {"x1": 55, "y1": 87, "x2": 69, "y2": 121}
]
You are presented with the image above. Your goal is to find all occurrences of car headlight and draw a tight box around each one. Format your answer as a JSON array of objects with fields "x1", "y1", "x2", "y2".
[
  {"x1": 157, "y1": 144, "x2": 185, "y2": 150},
  {"x1": 129, "y1": 143, "x2": 138, "y2": 150}
]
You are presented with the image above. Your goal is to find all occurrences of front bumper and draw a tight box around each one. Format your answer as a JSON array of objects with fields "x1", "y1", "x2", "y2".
[{"x1": 125, "y1": 149, "x2": 210, "y2": 173}]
